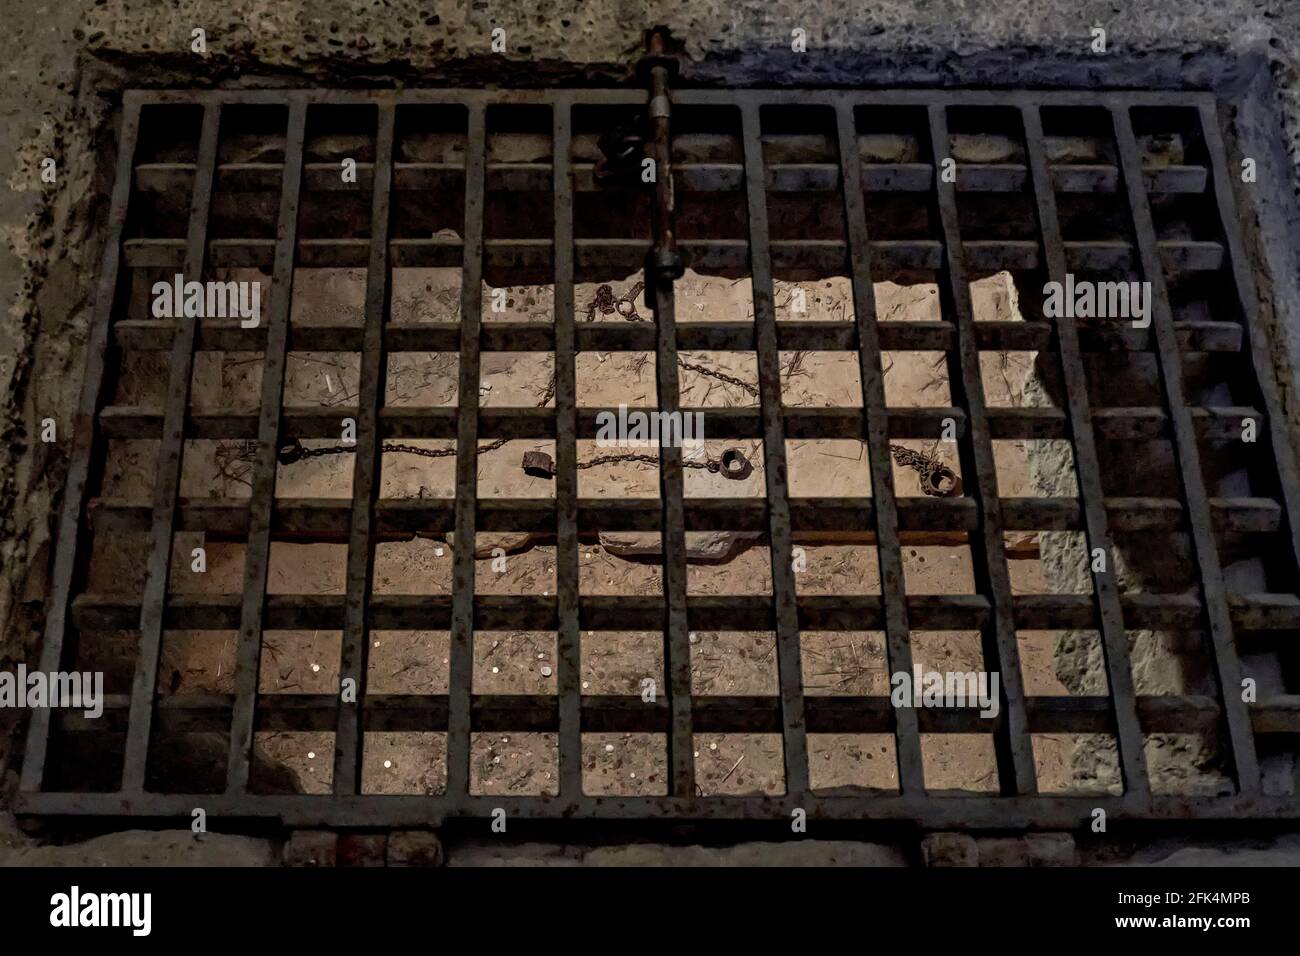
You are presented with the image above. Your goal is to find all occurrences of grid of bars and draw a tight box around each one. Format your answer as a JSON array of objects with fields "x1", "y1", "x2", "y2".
[{"x1": 17, "y1": 87, "x2": 1300, "y2": 829}]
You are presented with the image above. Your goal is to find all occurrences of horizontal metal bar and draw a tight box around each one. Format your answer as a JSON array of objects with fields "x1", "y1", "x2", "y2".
[
  {"x1": 51, "y1": 692, "x2": 1300, "y2": 737},
  {"x1": 87, "y1": 495, "x2": 1282, "y2": 538},
  {"x1": 122, "y1": 87, "x2": 1216, "y2": 110},
  {"x1": 123, "y1": 235, "x2": 1225, "y2": 274},
  {"x1": 113, "y1": 317, "x2": 1243, "y2": 355},
  {"x1": 134, "y1": 159, "x2": 1208, "y2": 197},
  {"x1": 16, "y1": 788, "x2": 1300, "y2": 830},
  {"x1": 69, "y1": 591, "x2": 1300, "y2": 633},
  {"x1": 97, "y1": 403, "x2": 1264, "y2": 442}
]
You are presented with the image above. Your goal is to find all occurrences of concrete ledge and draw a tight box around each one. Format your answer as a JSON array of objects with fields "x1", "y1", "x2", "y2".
[
  {"x1": 447, "y1": 840, "x2": 908, "y2": 866},
  {"x1": 0, "y1": 830, "x2": 278, "y2": 867}
]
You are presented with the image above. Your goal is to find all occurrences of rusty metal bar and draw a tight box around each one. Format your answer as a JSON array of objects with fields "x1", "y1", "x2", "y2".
[
  {"x1": 740, "y1": 101, "x2": 808, "y2": 798},
  {"x1": 121, "y1": 102, "x2": 222, "y2": 791},
  {"x1": 67, "y1": 590, "x2": 1300, "y2": 634},
  {"x1": 333, "y1": 104, "x2": 395, "y2": 794},
  {"x1": 112, "y1": 315, "x2": 1246, "y2": 355},
  {"x1": 553, "y1": 96, "x2": 584, "y2": 797},
  {"x1": 85, "y1": 494, "x2": 1283, "y2": 539},
  {"x1": 225, "y1": 96, "x2": 308, "y2": 792},
  {"x1": 20, "y1": 96, "x2": 143, "y2": 793},
  {"x1": 445, "y1": 102, "x2": 488, "y2": 803},
  {"x1": 1110, "y1": 103, "x2": 1260, "y2": 795},
  {"x1": 51, "y1": 692, "x2": 1300, "y2": 738},
  {"x1": 928, "y1": 104, "x2": 1038, "y2": 795},
  {"x1": 96, "y1": 403, "x2": 1260, "y2": 443},
  {"x1": 834, "y1": 99, "x2": 924, "y2": 793},
  {"x1": 644, "y1": 31, "x2": 695, "y2": 798},
  {"x1": 16, "y1": 788, "x2": 1300, "y2": 829},
  {"x1": 1021, "y1": 105, "x2": 1151, "y2": 801}
]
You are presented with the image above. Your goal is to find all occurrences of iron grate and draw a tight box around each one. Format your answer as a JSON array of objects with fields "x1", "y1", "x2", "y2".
[{"x1": 16, "y1": 80, "x2": 1300, "y2": 830}]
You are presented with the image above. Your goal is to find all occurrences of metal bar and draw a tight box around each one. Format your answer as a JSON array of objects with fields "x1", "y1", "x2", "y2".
[
  {"x1": 834, "y1": 99, "x2": 924, "y2": 794},
  {"x1": 1021, "y1": 105, "x2": 1151, "y2": 801},
  {"x1": 110, "y1": 316, "x2": 1245, "y2": 355},
  {"x1": 19, "y1": 96, "x2": 144, "y2": 792},
  {"x1": 103, "y1": 87, "x2": 1220, "y2": 109},
  {"x1": 15, "y1": 789, "x2": 1300, "y2": 828},
  {"x1": 445, "y1": 103, "x2": 488, "y2": 803},
  {"x1": 85, "y1": 494, "x2": 1285, "y2": 538},
  {"x1": 225, "y1": 97, "x2": 308, "y2": 792},
  {"x1": 1196, "y1": 102, "x2": 1300, "y2": 575},
  {"x1": 553, "y1": 96, "x2": 583, "y2": 798},
  {"x1": 96, "y1": 403, "x2": 1259, "y2": 443},
  {"x1": 645, "y1": 39, "x2": 695, "y2": 798},
  {"x1": 68, "y1": 590, "x2": 1300, "y2": 634},
  {"x1": 927, "y1": 104, "x2": 1038, "y2": 795},
  {"x1": 1110, "y1": 103, "x2": 1260, "y2": 795},
  {"x1": 54, "y1": 692, "x2": 1300, "y2": 738},
  {"x1": 333, "y1": 104, "x2": 395, "y2": 794},
  {"x1": 740, "y1": 101, "x2": 809, "y2": 798},
  {"x1": 127, "y1": 233, "x2": 1223, "y2": 276},
  {"x1": 120, "y1": 102, "x2": 222, "y2": 791}
]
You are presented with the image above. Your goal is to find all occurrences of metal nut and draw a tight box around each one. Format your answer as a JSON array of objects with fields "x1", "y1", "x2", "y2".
[{"x1": 718, "y1": 448, "x2": 753, "y2": 481}]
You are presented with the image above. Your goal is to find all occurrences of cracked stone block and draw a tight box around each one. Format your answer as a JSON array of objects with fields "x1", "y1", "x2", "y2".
[
  {"x1": 337, "y1": 833, "x2": 387, "y2": 867},
  {"x1": 283, "y1": 830, "x2": 337, "y2": 867},
  {"x1": 976, "y1": 836, "x2": 1029, "y2": 867},
  {"x1": 386, "y1": 830, "x2": 445, "y2": 867},
  {"x1": 921, "y1": 832, "x2": 978, "y2": 867},
  {"x1": 1025, "y1": 833, "x2": 1078, "y2": 867}
]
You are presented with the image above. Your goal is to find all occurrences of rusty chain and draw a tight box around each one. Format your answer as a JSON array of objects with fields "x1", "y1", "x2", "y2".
[
  {"x1": 584, "y1": 281, "x2": 646, "y2": 322},
  {"x1": 279, "y1": 437, "x2": 726, "y2": 471}
]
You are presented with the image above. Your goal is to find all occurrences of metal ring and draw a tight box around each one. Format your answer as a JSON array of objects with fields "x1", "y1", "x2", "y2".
[
  {"x1": 276, "y1": 440, "x2": 304, "y2": 465},
  {"x1": 719, "y1": 448, "x2": 753, "y2": 480},
  {"x1": 924, "y1": 465, "x2": 962, "y2": 497}
]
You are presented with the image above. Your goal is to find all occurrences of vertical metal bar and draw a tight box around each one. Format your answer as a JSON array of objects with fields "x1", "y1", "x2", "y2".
[
  {"x1": 120, "y1": 102, "x2": 222, "y2": 791},
  {"x1": 1110, "y1": 104, "x2": 1260, "y2": 794},
  {"x1": 926, "y1": 105, "x2": 1038, "y2": 795},
  {"x1": 1196, "y1": 102, "x2": 1300, "y2": 574},
  {"x1": 553, "y1": 96, "x2": 583, "y2": 799},
  {"x1": 20, "y1": 97, "x2": 143, "y2": 792},
  {"x1": 445, "y1": 102, "x2": 488, "y2": 803},
  {"x1": 834, "y1": 100, "x2": 925, "y2": 794},
  {"x1": 1021, "y1": 106, "x2": 1150, "y2": 800},
  {"x1": 646, "y1": 60, "x2": 695, "y2": 799},
  {"x1": 334, "y1": 104, "x2": 395, "y2": 794},
  {"x1": 739, "y1": 102, "x2": 809, "y2": 798},
  {"x1": 225, "y1": 97, "x2": 308, "y2": 792}
]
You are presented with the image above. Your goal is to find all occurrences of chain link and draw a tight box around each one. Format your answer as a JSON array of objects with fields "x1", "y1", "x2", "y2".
[
  {"x1": 888, "y1": 442, "x2": 961, "y2": 497},
  {"x1": 584, "y1": 281, "x2": 646, "y2": 323},
  {"x1": 676, "y1": 358, "x2": 759, "y2": 397}
]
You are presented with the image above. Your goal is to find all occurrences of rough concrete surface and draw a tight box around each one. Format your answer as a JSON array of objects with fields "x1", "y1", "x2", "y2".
[
  {"x1": 1115, "y1": 834, "x2": 1300, "y2": 866},
  {"x1": 445, "y1": 838, "x2": 908, "y2": 866},
  {"x1": 2, "y1": 0, "x2": 1300, "y2": 864},
  {"x1": 0, "y1": 830, "x2": 278, "y2": 866}
]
